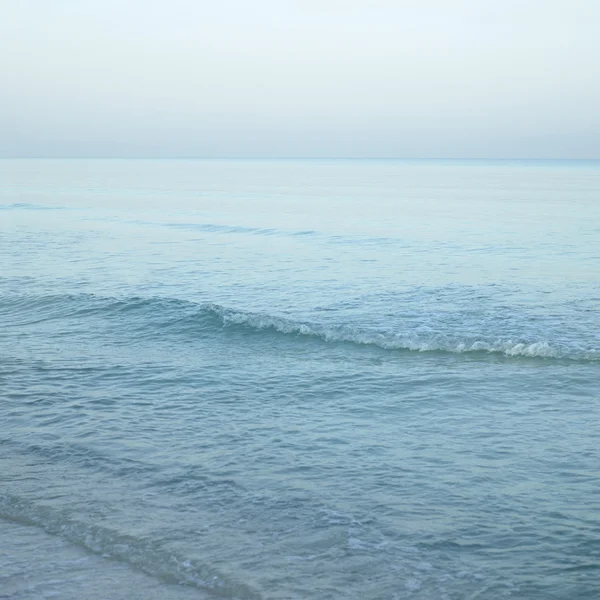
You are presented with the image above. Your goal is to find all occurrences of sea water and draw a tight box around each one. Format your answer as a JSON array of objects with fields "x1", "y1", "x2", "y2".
[{"x1": 1, "y1": 159, "x2": 599, "y2": 599}]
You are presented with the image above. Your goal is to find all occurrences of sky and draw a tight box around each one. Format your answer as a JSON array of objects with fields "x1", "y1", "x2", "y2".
[{"x1": 1, "y1": 0, "x2": 599, "y2": 158}]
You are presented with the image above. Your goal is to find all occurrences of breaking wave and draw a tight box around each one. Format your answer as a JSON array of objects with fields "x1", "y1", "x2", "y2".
[
  {"x1": 204, "y1": 303, "x2": 595, "y2": 360},
  {"x1": 2, "y1": 293, "x2": 598, "y2": 362}
]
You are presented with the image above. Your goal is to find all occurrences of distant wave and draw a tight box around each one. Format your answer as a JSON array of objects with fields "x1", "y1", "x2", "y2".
[
  {"x1": 107, "y1": 217, "x2": 405, "y2": 245},
  {"x1": 91, "y1": 218, "x2": 324, "y2": 238},
  {"x1": 161, "y1": 221, "x2": 402, "y2": 246},
  {"x1": 0, "y1": 202, "x2": 67, "y2": 210},
  {"x1": 165, "y1": 221, "x2": 318, "y2": 237},
  {"x1": 2, "y1": 293, "x2": 598, "y2": 362}
]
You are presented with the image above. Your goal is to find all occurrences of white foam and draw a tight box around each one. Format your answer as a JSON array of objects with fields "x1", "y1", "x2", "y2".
[
  {"x1": 207, "y1": 304, "x2": 594, "y2": 360},
  {"x1": 347, "y1": 537, "x2": 369, "y2": 551}
]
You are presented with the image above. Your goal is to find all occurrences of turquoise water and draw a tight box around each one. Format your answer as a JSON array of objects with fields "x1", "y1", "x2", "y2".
[{"x1": 1, "y1": 159, "x2": 599, "y2": 599}]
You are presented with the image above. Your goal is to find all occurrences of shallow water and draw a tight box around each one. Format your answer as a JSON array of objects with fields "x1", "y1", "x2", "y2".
[{"x1": 1, "y1": 159, "x2": 599, "y2": 599}]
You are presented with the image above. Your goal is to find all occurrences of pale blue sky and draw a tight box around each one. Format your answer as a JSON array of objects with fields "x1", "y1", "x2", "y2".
[{"x1": 1, "y1": 0, "x2": 599, "y2": 158}]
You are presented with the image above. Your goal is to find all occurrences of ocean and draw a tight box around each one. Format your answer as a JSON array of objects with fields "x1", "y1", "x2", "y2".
[{"x1": 1, "y1": 158, "x2": 599, "y2": 599}]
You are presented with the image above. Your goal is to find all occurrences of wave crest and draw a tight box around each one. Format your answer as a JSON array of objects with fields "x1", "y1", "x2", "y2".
[
  {"x1": 203, "y1": 303, "x2": 595, "y2": 360},
  {"x1": 2, "y1": 293, "x2": 597, "y2": 361}
]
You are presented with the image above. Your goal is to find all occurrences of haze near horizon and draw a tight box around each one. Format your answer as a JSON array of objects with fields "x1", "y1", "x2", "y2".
[{"x1": 1, "y1": 0, "x2": 599, "y2": 159}]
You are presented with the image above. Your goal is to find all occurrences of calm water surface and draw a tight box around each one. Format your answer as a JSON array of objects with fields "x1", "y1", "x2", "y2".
[{"x1": 1, "y1": 159, "x2": 599, "y2": 599}]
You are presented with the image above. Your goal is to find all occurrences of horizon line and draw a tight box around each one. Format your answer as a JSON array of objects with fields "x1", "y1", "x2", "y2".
[{"x1": 1, "y1": 156, "x2": 599, "y2": 161}]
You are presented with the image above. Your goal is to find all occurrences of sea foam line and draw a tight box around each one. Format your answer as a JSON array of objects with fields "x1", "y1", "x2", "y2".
[
  {"x1": 0, "y1": 492, "x2": 260, "y2": 599},
  {"x1": 204, "y1": 304, "x2": 593, "y2": 360}
]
